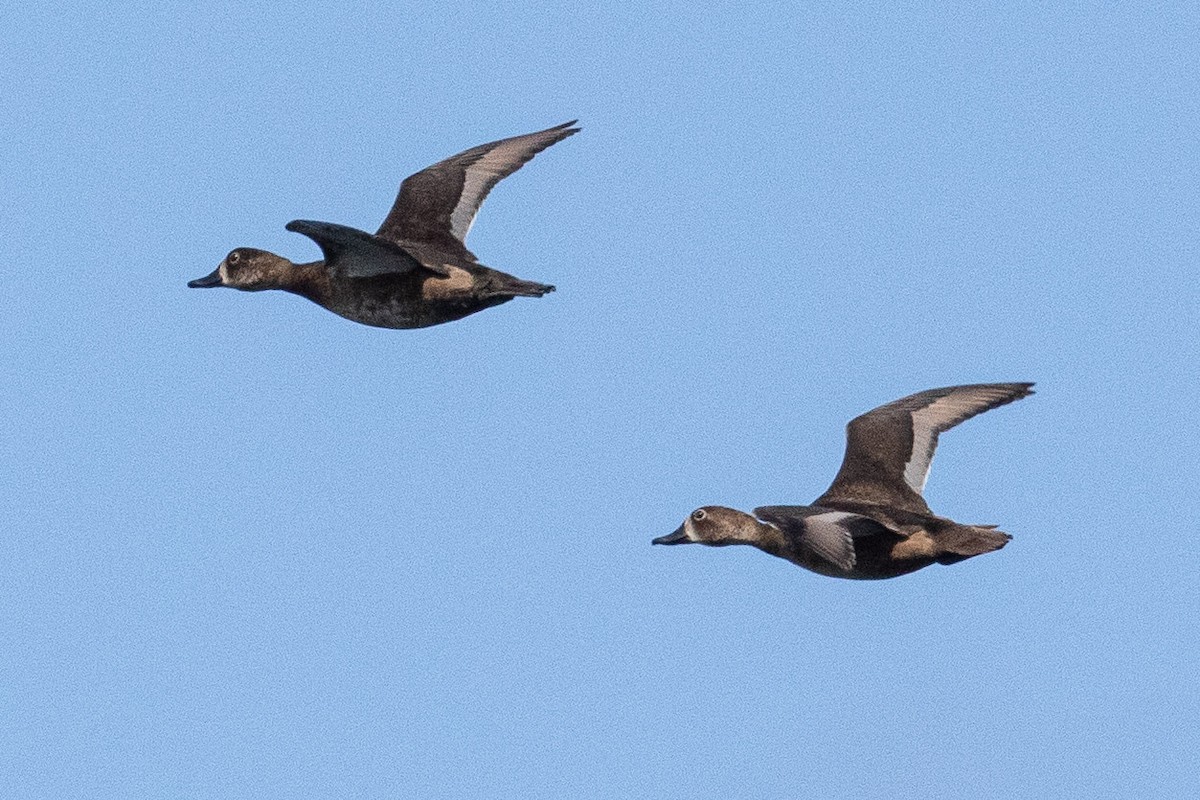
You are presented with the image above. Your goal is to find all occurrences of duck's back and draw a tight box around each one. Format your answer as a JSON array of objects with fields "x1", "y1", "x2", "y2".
[
  {"x1": 766, "y1": 501, "x2": 1010, "y2": 579},
  {"x1": 843, "y1": 509, "x2": 1011, "y2": 578}
]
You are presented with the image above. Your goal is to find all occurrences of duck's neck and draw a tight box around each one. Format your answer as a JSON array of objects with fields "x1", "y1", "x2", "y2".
[
  {"x1": 749, "y1": 519, "x2": 791, "y2": 559},
  {"x1": 280, "y1": 260, "x2": 332, "y2": 303}
]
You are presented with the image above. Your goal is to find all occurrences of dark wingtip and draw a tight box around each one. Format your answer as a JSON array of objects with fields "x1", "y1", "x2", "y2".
[
  {"x1": 1009, "y1": 382, "x2": 1036, "y2": 400},
  {"x1": 549, "y1": 120, "x2": 581, "y2": 138}
]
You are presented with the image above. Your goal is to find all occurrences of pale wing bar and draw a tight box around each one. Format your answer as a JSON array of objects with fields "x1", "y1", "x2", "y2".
[
  {"x1": 376, "y1": 121, "x2": 579, "y2": 252},
  {"x1": 897, "y1": 384, "x2": 1035, "y2": 494},
  {"x1": 447, "y1": 122, "x2": 578, "y2": 242},
  {"x1": 755, "y1": 506, "x2": 894, "y2": 572},
  {"x1": 794, "y1": 511, "x2": 859, "y2": 571}
]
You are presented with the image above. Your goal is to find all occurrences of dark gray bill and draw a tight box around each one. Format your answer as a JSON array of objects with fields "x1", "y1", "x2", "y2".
[
  {"x1": 652, "y1": 525, "x2": 691, "y2": 545},
  {"x1": 187, "y1": 269, "x2": 224, "y2": 288}
]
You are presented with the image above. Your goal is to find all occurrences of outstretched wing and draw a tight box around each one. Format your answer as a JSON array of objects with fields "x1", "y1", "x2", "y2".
[
  {"x1": 375, "y1": 121, "x2": 580, "y2": 261},
  {"x1": 815, "y1": 383, "x2": 1034, "y2": 513},
  {"x1": 285, "y1": 220, "x2": 448, "y2": 279},
  {"x1": 754, "y1": 505, "x2": 894, "y2": 573}
]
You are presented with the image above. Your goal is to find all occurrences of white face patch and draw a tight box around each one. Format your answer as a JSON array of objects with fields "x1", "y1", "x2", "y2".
[
  {"x1": 218, "y1": 262, "x2": 230, "y2": 283},
  {"x1": 683, "y1": 516, "x2": 697, "y2": 541}
]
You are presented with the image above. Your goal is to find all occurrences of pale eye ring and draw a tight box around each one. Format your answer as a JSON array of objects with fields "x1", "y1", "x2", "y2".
[
  {"x1": 227, "y1": 250, "x2": 241, "y2": 265},
  {"x1": 692, "y1": 509, "x2": 707, "y2": 521}
]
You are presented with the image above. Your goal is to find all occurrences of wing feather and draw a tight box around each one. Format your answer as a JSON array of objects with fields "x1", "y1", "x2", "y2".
[
  {"x1": 285, "y1": 219, "x2": 447, "y2": 279},
  {"x1": 375, "y1": 121, "x2": 579, "y2": 260},
  {"x1": 755, "y1": 506, "x2": 895, "y2": 572},
  {"x1": 816, "y1": 383, "x2": 1034, "y2": 512}
]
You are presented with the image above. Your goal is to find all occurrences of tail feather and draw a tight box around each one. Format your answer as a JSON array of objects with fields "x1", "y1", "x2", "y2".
[
  {"x1": 936, "y1": 525, "x2": 1012, "y2": 565},
  {"x1": 497, "y1": 278, "x2": 555, "y2": 298}
]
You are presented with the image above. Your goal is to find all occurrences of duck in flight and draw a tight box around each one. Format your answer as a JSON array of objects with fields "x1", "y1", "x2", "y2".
[
  {"x1": 188, "y1": 121, "x2": 579, "y2": 329},
  {"x1": 654, "y1": 383, "x2": 1034, "y2": 579}
]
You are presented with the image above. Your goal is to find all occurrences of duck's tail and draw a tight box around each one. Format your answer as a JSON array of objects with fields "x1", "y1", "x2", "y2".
[
  {"x1": 502, "y1": 278, "x2": 555, "y2": 298},
  {"x1": 935, "y1": 524, "x2": 1012, "y2": 565}
]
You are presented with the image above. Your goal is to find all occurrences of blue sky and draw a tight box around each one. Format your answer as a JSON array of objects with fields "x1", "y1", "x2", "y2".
[{"x1": 2, "y1": 2, "x2": 1198, "y2": 797}]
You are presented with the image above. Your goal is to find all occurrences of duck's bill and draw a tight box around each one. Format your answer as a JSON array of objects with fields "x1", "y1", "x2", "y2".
[
  {"x1": 652, "y1": 525, "x2": 691, "y2": 545},
  {"x1": 187, "y1": 269, "x2": 224, "y2": 288}
]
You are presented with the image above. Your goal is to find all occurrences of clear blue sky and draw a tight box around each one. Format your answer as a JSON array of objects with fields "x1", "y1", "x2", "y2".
[{"x1": 3, "y1": 2, "x2": 1198, "y2": 797}]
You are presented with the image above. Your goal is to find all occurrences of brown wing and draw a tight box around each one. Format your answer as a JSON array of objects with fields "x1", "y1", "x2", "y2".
[
  {"x1": 814, "y1": 383, "x2": 1034, "y2": 513},
  {"x1": 375, "y1": 121, "x2": 580, "y2": 261},
  {"x1": 285, "y1": 220, "x2": 447, "y2": 278}
]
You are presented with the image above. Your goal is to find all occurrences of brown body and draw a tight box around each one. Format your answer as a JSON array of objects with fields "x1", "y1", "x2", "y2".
[
  {"x1": 189, "y1": 122, "x2": 576, "y2": 329},
  {"x1": 208, "y1": 248, "x2": 550, "y2": 330},
  {"x1": 654, "y1": 384, "x2": 1032, "y2": 580},
  {"x1": 659, "y1": 505, "x2": 1009, "y2": 580}
]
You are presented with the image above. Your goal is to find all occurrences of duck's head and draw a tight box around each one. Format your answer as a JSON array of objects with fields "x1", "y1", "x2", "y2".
[
  {"x1": 188, "y1": 248, "x2": 293, "y2": 291},
  {"x1": 653, "y1": 506, "x2": 765, "y2": 547}
]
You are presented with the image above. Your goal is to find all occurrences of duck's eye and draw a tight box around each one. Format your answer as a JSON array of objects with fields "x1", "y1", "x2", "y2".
[
  {"x1": 227, "y1": 250, "x2": 241, "y2": 265},
  {"x1": 692, "y1": 509, "x2": 707, "y2": 521}
]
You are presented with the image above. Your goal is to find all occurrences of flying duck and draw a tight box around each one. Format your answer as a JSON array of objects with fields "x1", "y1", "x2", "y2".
[
  {"x1": 654, "y1": 383, "x2": 1034, "y2": 579},
  {"x1": 188, "y1": 121, "x2": 579, "y2": 329}
]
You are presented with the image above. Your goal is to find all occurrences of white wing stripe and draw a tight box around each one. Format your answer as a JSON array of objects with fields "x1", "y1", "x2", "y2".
[
  {"x1": 448, "y1": 140, "x2": 535, "y2": 242},
  {"x1": 904, "y1": 394, "x2": 972, "y2": 493},
  {"x1": 901, "y1": 388, "x2": 1015, "y2": 494},
  {"x1": 449, "y1": 166, "x2": 492, "y2": 241}
]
